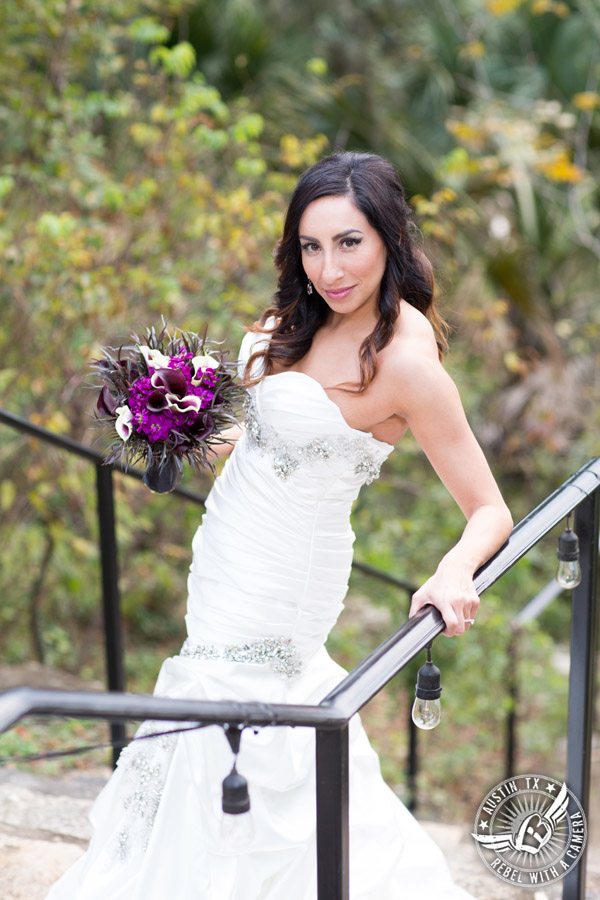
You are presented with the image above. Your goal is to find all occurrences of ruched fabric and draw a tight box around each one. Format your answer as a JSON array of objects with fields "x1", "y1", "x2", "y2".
[{"x1": 46, "y1": 330, "x2": 473, "y2": 900}]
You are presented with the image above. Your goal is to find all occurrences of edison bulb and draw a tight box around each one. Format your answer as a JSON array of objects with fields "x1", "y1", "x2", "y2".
[
  {"x1": 556, "y1": 559, "x2": 582, "y2": 589},
  {"x1": 556, "y1": 526, "x2": 582, "y2": 589},
  {"x1": 220, "y1": 809, "x2": 256, "y2": 848},
  {"x1": 412, "y1": 696, "x2": 442, "y2": 730}
]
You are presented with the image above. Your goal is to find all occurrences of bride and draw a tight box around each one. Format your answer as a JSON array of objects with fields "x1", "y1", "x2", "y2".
[{"x1": 46, "y1": 151, "x2": 512, "y2": 899}]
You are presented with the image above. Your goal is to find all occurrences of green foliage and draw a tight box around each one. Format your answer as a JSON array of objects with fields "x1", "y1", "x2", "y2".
[{"x1": 0, "y1": 716, "x2": 112, "y2": 775}]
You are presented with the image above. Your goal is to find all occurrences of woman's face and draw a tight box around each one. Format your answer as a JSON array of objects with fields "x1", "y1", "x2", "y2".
[{"x1": 298, "y1": 194, "x2": 387, "y2": 321}]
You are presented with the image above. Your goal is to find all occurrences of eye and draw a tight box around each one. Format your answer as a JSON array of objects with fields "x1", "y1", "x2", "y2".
[
  {"x1": 341, "y1": 237, "x2": 362, "y2": 249},
  {"x1": 300, "y1": 242, "x2": 320, "y2": 254}
]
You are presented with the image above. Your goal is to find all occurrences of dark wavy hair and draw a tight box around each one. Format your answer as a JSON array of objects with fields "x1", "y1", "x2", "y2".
[{"x1": 246, "y1": 151, "x2": 448, "y2": 391}]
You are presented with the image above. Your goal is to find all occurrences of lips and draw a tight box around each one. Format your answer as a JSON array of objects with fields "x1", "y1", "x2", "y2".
[{"x1": 325, "y1": 285, "x2": 355, "y2": 300}]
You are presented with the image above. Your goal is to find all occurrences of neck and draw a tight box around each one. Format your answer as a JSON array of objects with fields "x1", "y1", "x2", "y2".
[{"x1": 326, "y1": 303, "x2": 379, "y2": 334}]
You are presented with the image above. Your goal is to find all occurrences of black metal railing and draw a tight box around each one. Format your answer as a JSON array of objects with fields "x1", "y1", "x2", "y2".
[
  {"x1": 0, "y1": 407, "x2": 598, "y2": 900},
  {"x1": 0, "y1": 407, "x2": 415, "y2": 764}
]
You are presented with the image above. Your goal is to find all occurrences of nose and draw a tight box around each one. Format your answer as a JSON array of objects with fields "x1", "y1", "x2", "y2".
[{"x1": 320, "y1": 250, "x2": 344, "y2": 285}]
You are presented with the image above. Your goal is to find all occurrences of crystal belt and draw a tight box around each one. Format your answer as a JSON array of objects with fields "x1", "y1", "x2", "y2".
[{"x1": 179, "y1": 636, "x2": 302, "y2": 679}]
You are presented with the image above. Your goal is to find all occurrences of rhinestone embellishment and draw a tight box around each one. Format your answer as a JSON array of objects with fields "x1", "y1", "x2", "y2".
[
  {"x1": 113, "y1": 721, "x2": 178, "y2": 861},
  {"x1": 180, "y1": 635, "x2": 302, "y2": 679},
  {"x1": 244, "y1": 393, "x2": 383, "y2": 484}
]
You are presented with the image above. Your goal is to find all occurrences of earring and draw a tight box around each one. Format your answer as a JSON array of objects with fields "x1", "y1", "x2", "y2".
[{"x1": 307, "y1": 280, "x2": 313, "y2": 295}]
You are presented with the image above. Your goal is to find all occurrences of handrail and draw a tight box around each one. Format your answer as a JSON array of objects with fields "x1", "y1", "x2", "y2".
[
  {"x1": 1, "y1": 459, "x2": 597, "y2": 730},
  {"x1": 326, "y1": 457, "x2": 600, "y2": 714},
  {"x1": 472, "y1": 457, "x2": 600, "y2": 593},
  {"x1": 0, "y1": 407, "x2": 209, "y2": 505}
]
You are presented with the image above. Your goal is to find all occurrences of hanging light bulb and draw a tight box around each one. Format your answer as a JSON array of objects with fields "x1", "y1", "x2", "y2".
[
  {"x1": 412, "y1": 643, "x2": 442, "y2": 730},
  {"x1": 220, "y1": 725, "x2": 255, "y2": 848},
  {"x1": 556, "y1": 519, "x2": 582, "y2": 589}
]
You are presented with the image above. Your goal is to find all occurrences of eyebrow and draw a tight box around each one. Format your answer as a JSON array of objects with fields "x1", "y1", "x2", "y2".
[{"x1": 299, "y1": 228, "x2": 364, "y2": 242}]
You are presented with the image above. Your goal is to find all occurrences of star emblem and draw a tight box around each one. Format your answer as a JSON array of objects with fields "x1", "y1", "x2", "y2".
[
  {"x1": 546, "y1": 782, "x2": 557, "y2": 793},
  {"x1": 479, "y1": 820, "x2": 489, "y2": 830}
]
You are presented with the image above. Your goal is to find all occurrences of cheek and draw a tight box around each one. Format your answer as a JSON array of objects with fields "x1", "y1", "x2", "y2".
[
  {"x1": 356, "y1": 252, "x2": 385, "y2": 283},
  {"x1": 302, "y1": 255, "x2": 317, "y2": 277}
]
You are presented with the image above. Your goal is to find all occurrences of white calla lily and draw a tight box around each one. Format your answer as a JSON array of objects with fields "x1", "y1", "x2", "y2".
[
  {"x1": 191, "y1": 354, "x2": 218, "y2": 384},
  {"x1": 139, "y1": 345, "x2": 172, "y2": 371},
  {"x1": 166, "y1": 393, "x2": 202, "y2": 414},
  {"x1": 115, "y1": 406, "x2": 133, "y2": 441}
]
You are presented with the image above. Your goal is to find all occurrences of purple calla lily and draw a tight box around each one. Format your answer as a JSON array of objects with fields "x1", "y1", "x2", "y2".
[
  {"x1": 150, "y1": 368, "x2": 187, "y2": 397},
  {"x1": 188, "y1": 412, "x2": 215, "y2": 441},
  {"x1": 97, "y1": 385, "x2": 118, "y2": 417},
  {"x1": 146, "y1": 390, "x2": 170, "y2": 412}
]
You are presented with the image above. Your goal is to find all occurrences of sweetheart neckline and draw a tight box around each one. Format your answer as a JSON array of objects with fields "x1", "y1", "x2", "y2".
[{"x1": 263, "y1": 370, "x2": 395, "y2": 451}]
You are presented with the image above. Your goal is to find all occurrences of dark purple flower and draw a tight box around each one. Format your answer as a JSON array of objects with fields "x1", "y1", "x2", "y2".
[
  {"x1": 188, "y1": 412, "x2": 215, "y2": 441},
  {"x1": 146, "y1": 390, "x2": 170, "y2": 412},
  {"x1": 150, "y1": 368, "x2": 187, "y2": 397},
  {"x1": 97, "y1": 385, "x2": 118, "y2": 417}
]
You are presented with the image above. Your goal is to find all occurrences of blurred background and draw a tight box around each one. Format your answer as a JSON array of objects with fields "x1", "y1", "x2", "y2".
[{"x1": 0, "y1": 0, "x2": 598, "y2": 822}]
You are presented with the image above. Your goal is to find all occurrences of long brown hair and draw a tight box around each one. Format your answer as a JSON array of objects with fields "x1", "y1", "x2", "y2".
[{"x1": 246, "y1": 151, "x2": 447, "y2": 391}]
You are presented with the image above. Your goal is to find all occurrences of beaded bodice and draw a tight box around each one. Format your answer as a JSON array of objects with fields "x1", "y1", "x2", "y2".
[{"x1": 244, "y1": 384, "x2": 386, "y2": 484}]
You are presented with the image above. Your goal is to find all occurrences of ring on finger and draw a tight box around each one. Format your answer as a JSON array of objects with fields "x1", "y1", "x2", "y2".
[{"x1": 465, "y1": 618, "x2": 476, "y2": 625}]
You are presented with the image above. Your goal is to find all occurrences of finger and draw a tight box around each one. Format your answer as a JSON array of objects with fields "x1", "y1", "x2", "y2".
[
  {"x1": 409, "y1": 587, "x2": 427, "y2": 618},
  {"x1": 464, "y1": 596, "x2": 480, "y2": 629},
  {"x1": 440, "y1": 604, "x2": 459, "y2": 637}
]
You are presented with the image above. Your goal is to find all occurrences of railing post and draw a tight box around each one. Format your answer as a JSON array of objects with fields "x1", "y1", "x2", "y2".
[
  {"x1": 504, "y1": 625, "x2": 519, "y2": 779},
  {"x1": 316, "y1": 723, "x2": 349, "y2": 900},
  {"x1": 563, "y1": 487, "x2": 599, "y2": 900},
  {"x1": 407, "y1": 708, "x2": 418, "y2": 812},
  {"x1": 95, "y1": 464, "x2": 126, "y2": 766}
]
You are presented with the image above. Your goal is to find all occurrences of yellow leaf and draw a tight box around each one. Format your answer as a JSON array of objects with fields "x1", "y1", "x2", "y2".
[
  {"x1": 573, "y1": 92, "x2": 600, "y2": 112},
  {"x1": 446, "y1": 120, "x2": 486, "y2": 149},
  {"x1": 68, "y1": 535, "x2": 97, "y2": 559},
  {"x1": 306, "y1": 57, "x2": 327, "y2": 77},
  {"x1": 533, "y1": 0, "x2": 569, "y2": 15},
  {"x1": 46, "y1": 411, "x2": 71, "y2": 434},
  {"x1": 150, "y1": 104, "x2": 168, "y2": 122},
  {"x1": 454, "y1": 207, "x2": 479, "y2": 225},
  {"x1": 68, "y1": 249, "x2": 93, "y2": 268},
  {"x1": 504, "y1": 351, "x2": 523, "y2": 373},
  {"x1": 536, "y1": 152, "x2": 585, "y2": 184},
  {"x1": 459, "y1": 41, "x2": 485, "y2": 59},
  {"x1": 431, "y1": 187, "x2": 458, "y2": 205},
  {"x1": 129, "y1": 122, "x2": 162, "y2": 147},
  {"x1": 486, "y1": 0, "x2": 526, "y2": 15},
  {"x1": 280, "y1": 134, "x2": 304, "y2": 169},
  {"x1": 0, "y1": 480, "x2": 16, "y2": 512}
]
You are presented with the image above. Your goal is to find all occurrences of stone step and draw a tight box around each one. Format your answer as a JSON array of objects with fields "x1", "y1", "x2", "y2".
[{"x1": 0, "y1": 769, "x2": 598, "y2": 900}]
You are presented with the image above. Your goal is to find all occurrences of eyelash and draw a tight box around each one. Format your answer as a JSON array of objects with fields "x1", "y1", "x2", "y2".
[{"x1": 300, "y1": 238, "x2": 362, "y2": 253}]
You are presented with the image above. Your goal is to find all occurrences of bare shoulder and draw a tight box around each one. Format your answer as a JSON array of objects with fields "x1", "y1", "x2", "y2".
[
  {"x1": 378, "y1": 303, "x2": 451, "y2": 414},
  {"x1": 387, "y1": 301, "x2": 440, "y2": 361}
]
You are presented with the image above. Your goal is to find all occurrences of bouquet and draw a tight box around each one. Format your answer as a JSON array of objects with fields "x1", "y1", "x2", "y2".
[{"x1": 92, "y1": 324, "x2": 244, "y2": 492}]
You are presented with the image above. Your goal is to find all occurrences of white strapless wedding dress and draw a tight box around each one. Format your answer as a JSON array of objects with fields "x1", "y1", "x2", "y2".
[{"x1": 46, "y1": 331, "x2": 473, "y2": 900}]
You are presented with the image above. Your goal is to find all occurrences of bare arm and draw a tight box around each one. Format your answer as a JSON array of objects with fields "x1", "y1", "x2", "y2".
[
  {"x1": 390, "y1": 352, "x2": 513, "y2": 635},
  {"x1": 207, "y1": 423, "x2": 244, "y2": 460}
]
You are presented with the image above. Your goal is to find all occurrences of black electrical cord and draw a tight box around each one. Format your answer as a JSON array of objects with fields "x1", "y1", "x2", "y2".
[{"x1": 0, "y1": 721, "x2": 214, "y2": 766}]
